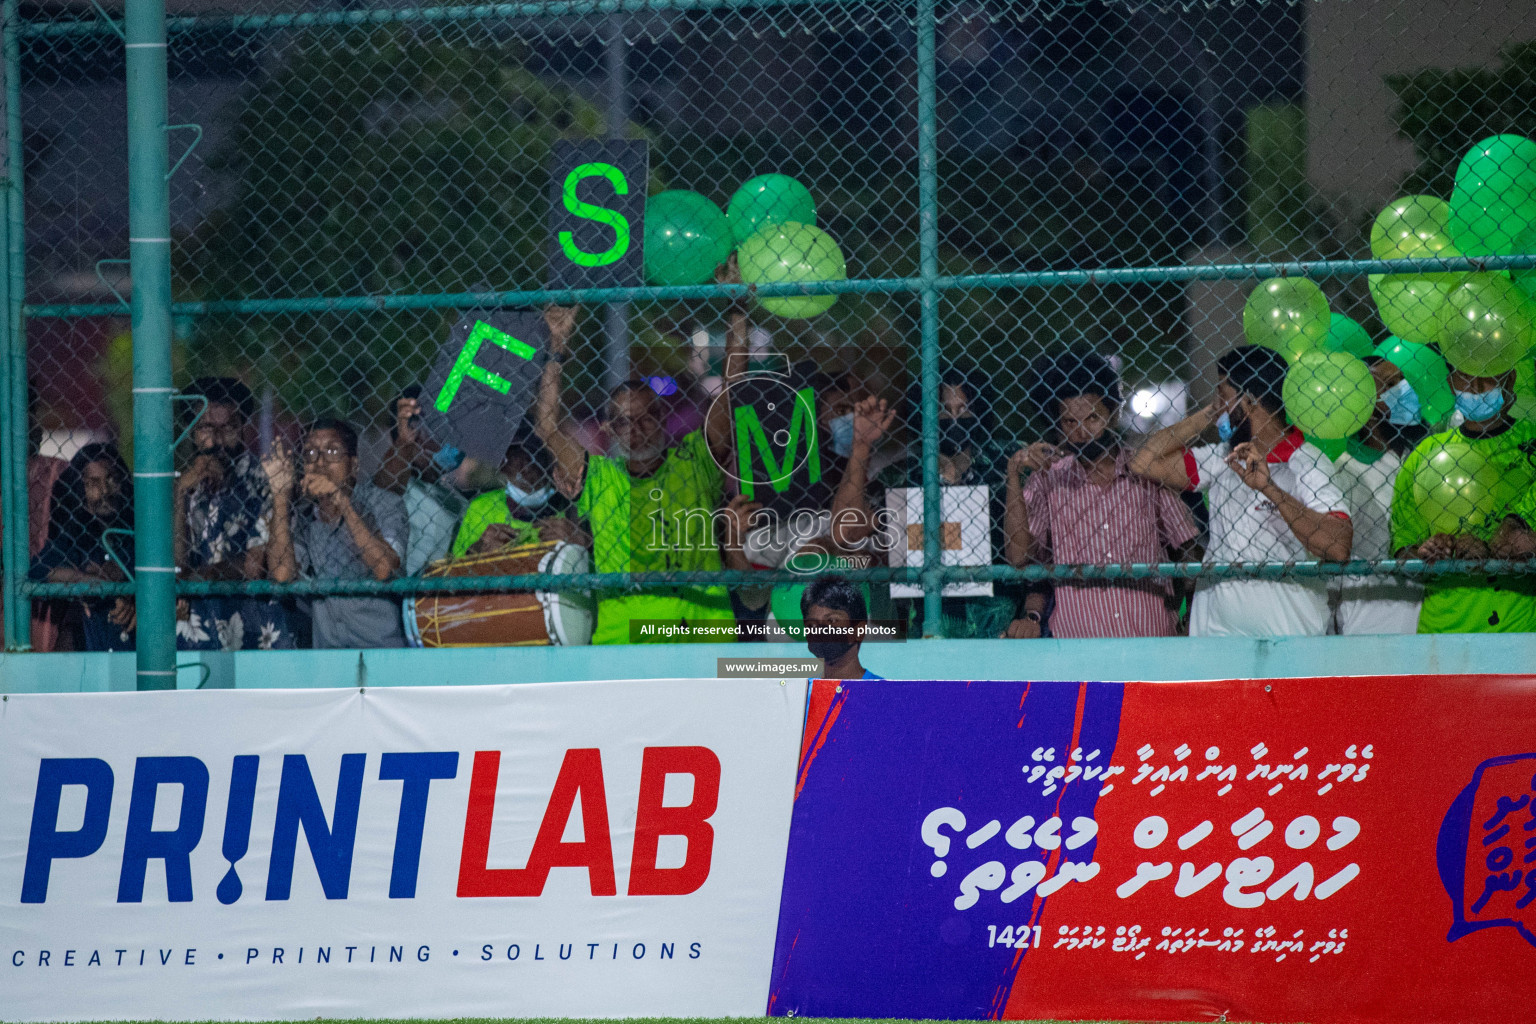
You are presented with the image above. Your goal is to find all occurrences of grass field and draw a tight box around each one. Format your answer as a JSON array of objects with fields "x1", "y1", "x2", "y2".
[{"x1": 69, "y1": 1018, "x2": 1194, "y2": 1024}]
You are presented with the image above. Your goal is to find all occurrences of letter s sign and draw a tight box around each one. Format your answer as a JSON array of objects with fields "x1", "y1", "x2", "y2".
[
  {"x1": 546, "y1": 139, "x2": 648, "y2": 291},
  {"x1": 559, "y1": 163, "x2": 631, "y2": 268}
]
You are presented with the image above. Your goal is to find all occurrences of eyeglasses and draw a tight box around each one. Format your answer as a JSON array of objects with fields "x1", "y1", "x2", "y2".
[{"x1": 301, "y1": 447, "x2": 349, "y2": 463}]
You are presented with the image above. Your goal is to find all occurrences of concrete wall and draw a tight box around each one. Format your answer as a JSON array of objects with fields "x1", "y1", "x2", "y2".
[
  {"x1": 2, "y1": 634, "x2": 1531, "y2": 692},
  {"x1": 1308, "y1": 0, "x2": 1536, "y2": 210}
]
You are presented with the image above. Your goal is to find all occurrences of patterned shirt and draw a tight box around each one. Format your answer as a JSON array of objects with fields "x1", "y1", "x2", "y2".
[
  {"x1": 1022, "y1": 449, "x2": 1198, "y2": 638},
  {"x1": 183, "y1": 451, "x2": 272, "y2": 569}
]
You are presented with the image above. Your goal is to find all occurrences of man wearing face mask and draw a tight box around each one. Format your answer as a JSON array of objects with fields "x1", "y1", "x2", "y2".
[
  {"x1": 449, "y1": 436, "x2": 590, "y2": 558},
  {"x1": 1004, "y1": 350, "x2": 1199, "y2": 638},
  {"x1": 1388, "y1": 364, "x2": 1536, "y2": 633},
  {"x1": 801, "y1": 575, "x2": 882, "y2": 680},
  {"x1": 536, "y1": 299, "x2": 743, "y2": 645},
  {"x1": 1327, "y1": 339, "x2": 1454, "y2": 634},
  {"x1": 1131, "y1": 345, "x2": 1353, "y2": 636}
]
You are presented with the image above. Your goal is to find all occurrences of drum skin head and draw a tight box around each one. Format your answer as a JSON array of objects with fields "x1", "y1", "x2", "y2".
[{"x1": 537, "y1": 542, "x2": 594, "y2": 645}]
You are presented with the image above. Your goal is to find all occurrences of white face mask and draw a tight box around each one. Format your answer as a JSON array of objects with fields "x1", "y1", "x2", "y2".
[{"x1": 505, "y1": 480, "x2": 555, "y2": 511}]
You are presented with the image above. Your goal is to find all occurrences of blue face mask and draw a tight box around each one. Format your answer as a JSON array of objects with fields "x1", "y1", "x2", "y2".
[
  {"x1": 1455, "y1": 387, "x2": 1505, "y2": 422},
  {"x1": 506, "y1": 480, "x2": 555, "y2": 512},
  {"x1": 828, "y1": 413, "x2": 855, "y2": 457},
  {"x1": 1216, "y1": 411, "x2": 1235, "y2": 443},
  {"x1": 1382, "y1": 378, "x2": 1422, "y2": 426}
]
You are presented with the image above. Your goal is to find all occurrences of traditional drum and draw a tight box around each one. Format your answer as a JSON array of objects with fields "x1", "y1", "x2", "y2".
[{"x1": 404, "y1": 540, "x2": 593, "y2": 647}]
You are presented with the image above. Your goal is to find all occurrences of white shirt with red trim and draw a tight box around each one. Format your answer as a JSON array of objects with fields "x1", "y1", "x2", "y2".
[{"x1": 1182, "y1": 430, "x2": 1350, "y2": 637}]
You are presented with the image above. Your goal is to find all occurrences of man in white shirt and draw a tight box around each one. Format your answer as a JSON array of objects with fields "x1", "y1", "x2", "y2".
[
  {"x1": 1327, "y1": 339, "x2": 1450, "y2": 633},
  {"x1": 1129, "y1": 345, "x2": 1353, "y2": 636}
]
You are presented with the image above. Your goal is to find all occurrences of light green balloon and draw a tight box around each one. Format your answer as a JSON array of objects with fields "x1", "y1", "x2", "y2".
[
  {"x1": 1242, "y1": 277, "x2": 1331, "y2": 360},
  {"x1": 1371, "y1": 194, "x2": 1459, "y2": 262},
  {"x1": 1411, "y1": 441, "x2": 1497, "y2": 536},
  {"x1": 643, "y1": 190, "x2": 733, "y2": 287},
  {"x1": 1368, "y1": 272, "x2": 1464, "y2": 346},
  {"x1": 1282, "y1": 350, "x2": 1375, "y2": 439},
  {"x1": 737, "y1": 221, "x2": 846, "y2": 319},
  {"x1": 1321, "y1": 313, "x2": 1374, "y2": 358},
  {"x1": 1435, "y1": 272, "x2": 1536, "y2": 376},
  {"x1": 727, "y1": 174, "x2": 816, "y2": 246},
  {"x1": 1448, "y1": 134, "x2": 1536, "y2": 257}
]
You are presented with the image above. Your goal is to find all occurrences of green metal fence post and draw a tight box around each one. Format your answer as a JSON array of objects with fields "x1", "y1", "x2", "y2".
[
  {"x1": 916, "y1": 0, "x2": 942, "y2": 637},
  {"x1": 1, "y1": 0, "x2": 27, "y2": 651},
  {"x1": 125, "y1": 0, "x2": 176, "y2": 688}
]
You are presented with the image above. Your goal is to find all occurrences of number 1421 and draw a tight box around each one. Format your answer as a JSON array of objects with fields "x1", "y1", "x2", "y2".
[{"x1": 987, "y1": 925, "x2": 1043, "y2": 948}]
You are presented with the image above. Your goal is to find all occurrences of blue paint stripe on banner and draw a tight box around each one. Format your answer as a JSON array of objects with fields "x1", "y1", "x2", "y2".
[{"x1": 767, "y1": 679, "x2": 1126, "y2": 1019}]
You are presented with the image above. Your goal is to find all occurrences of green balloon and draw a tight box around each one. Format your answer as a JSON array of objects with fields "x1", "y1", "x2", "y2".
[
  {"x1": 643, "y1": 190, "x2": 733, "y2": 287},
  {"x1": 1513, "y1": 266, "x2": 1536, "y2": 305},
  {"x1": 737, "y1": 222, "x2": 846, "y2": 319},
  {"x1": 727, "y1": 174, "x2": 816, "y2": 246},
  {"x1": 1282, "y1": 350, "x2": 1376, "y2": 439},
  {"x1": 1373, "y1": 336, "x2": 1456, "y2": 425},
  {"x1": 1435, "y1": 272, "x2": 1536, "y2": 376},
  {"x1": 1368, "y1": 272, "x2": 1463, "y2": 346},
  {"x1": 1370, "y1": 194, "x2": 1459, "y2": 262},
  {"x1": 1321, "y1": 313, "x2": 1374, "y2": 358},
  {"x1": 1411, "y1": 442, "x2": 1498, "y2": 535},
  {"x1": 1242, "y1": 277, "x2": 1330, "y2": 360},
  {"x1": 1448, "y1": 134, "x2": 1536, "y2": 256}
]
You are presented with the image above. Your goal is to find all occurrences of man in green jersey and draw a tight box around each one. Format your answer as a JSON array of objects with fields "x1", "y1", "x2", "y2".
[
  {"x1": 535, "y1": 304, "x2": 746, "y2": 645},
  {"x1": 1390, "y1": 365, "x2": 1536, "y2": 633}
]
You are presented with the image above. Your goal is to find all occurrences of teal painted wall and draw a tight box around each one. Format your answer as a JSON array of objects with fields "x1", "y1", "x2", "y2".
[{"x1": 1, "y1": 634, "x2": 1531, "y2": 692}]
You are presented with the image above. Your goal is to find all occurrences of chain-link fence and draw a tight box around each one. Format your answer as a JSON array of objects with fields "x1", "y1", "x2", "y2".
[{"x1": 5, "y1": 0, "x2": 1536, "y2": 656}]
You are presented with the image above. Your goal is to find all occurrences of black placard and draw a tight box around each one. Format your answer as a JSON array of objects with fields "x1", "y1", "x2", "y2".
[
  {"x1": 546, "y1": 139, "x2": 649, "y2": 291},
  {"x1": 417, "y1": 310, "x2": 548, "y2": 466}
]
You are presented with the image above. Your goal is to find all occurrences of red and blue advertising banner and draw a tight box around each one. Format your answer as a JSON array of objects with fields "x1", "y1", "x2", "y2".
[{"x1": 769, "y1": 675, "x2": 1536, "y2": 1024}]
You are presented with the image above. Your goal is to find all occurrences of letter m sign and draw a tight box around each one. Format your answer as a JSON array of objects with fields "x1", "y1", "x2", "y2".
[{"x1": 734, "y1": 388, "x2": 820, "y2": 500}]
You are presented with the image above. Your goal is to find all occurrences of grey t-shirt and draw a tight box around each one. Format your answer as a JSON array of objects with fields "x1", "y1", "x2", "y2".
[{"x1": 293, "y1": 481, "x2": 408, "y2": 649}]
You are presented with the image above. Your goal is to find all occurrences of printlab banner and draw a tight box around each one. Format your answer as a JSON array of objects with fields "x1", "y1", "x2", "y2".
[
  {"x1": 0, "y1": 680, "x2": 807, "y2": 1021},
  {"x1": 770, "y1": 675, "x2": 1536, "y2": 1024}
]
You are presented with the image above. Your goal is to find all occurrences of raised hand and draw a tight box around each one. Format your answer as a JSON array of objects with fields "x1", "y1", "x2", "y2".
[
  {"x1": 1416, "y1": 533, "x2": 1456, "y2": 561},
  {"x1": 545, "y1": 305, "x2": 577, "y2": 354},
  {"x1": 1000, "y1": 616, "x2": 1042, "y2": 639},
  {"x1": 852, "y1": 395, "x2": 895, "y2": 449},
  {"x1": 301, "y1": 471, "x2": 346, "y2": 516},
  {"x1": 1011, "y1": 441, "x2": 1063, "y2": 476},
  {"x1": 395, "y1": 396, "x2": 421, "y2": 445},
  {"x1": 1225, "y1": 442, "x2": 1271, "y2": 492},
  {"x1": 260, "y1": 439, "x2": 295, "y2": 498}
]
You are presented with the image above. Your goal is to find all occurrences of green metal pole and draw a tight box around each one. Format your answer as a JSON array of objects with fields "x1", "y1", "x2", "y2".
[
  {"x1": 1, "y1": 0, "x2": 28, "y2": 651},
  {"x1": 125, "y1": 0, "x2": 176, "y2": 688},
  {"x1": 915, "y1": 0, "x2": 942, "y2": 637}
]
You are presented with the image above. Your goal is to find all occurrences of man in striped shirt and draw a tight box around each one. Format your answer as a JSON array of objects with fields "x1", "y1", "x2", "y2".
[{"x1": 1004, "y1": 351, "x2": 1200, "y2": 638}]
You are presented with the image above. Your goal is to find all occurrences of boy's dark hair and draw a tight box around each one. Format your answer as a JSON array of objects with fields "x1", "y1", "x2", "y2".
[
  {"x1": 307, "y1": 417, "x2": 359, "y2": 457},
  {"x1": 801, "y1": 575, "x2": 868, "y2": 624},
  {"x1": 503, "y1": 435, "x2": 554, "y2": 477},
  {"x1": 1217, "y1": 345, "x2": 1289, "y2": 415},
  {"x1": 184, "y1": 377, "x2": 254, "y2": 422},
  {"x1": 1031, "y1": 349, "x2": 1123, "y2": 417}
]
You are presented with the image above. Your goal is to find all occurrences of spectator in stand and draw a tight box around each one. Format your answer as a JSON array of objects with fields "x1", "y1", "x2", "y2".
[
  {"x1": 1004, "y1": 350, "x2": 1199, "y2": 638},
  {"x1": 1389, "y1": 364, "x2": 1536, "y2": 633},
  {"x1": 263, "y1": 418, "x2": 408, "y2": 648},
  {"x1": 801, "y1": 575, "x2": 882, "y2": 680},
  {"x1": 1328, "y1": 340, "x2": 1448, "y2": 634},
  {"x1": 174, "y1": 378, "x2": 292, "y2": 650},
  {"x1": 29, "y1": 443, "x2": 136, "y2": 651},
  {"x1": 450, "y1": 434, "x2": 589, "y2": 557},
  {"x1": 374, "y1": 385, "x2": 470, "y2": 574},
  {"x1": 874, "y1": 365, "x2": 1022, "y2": 639},
  {"x1": 537, "y1": 302, "x2": 743, "y2": 645},
  {"x1": 0, "y1": 388, "x2": 70, "y2": 649},
  {"x1": 1130, "y1": 345, "x2": 1352, "y2": 636}
]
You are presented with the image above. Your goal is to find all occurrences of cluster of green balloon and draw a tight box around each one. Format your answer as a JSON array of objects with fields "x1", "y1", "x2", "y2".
[
  {"x1": 1411, "y1": 442, "x2": 1500, "y2": 536},
  {"x1": 1367, "y1": 194, "x2": 1464, "y2": 346},
  {"x1": 730, "y1": 175, "x2": 847, "y2": 318},
  {"x1": 1242, "y1": 277, "x2": 1331, "y2": 360},
  {"x1": 644, "y1": 190, "x2": 734, "y2": 287},
  {"x1": 1282, "y1": 350, "x2": 1376, "y2": 439}
]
